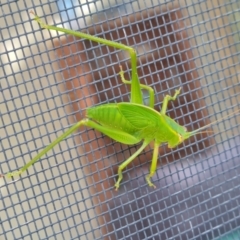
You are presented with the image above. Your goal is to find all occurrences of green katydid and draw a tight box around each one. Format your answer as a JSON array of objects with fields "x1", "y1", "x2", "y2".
[{"x1": 1, "y1": 12, "x2": 239, "y2": 190}]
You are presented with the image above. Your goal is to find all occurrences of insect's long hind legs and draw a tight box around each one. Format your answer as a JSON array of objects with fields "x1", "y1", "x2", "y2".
[
  {"x1": 115, "y1": 141, "x2": 149, "y2": 190},
  {"x1": 4, "y1": 119, "x2": 90, "y2": 178},
  {"x1": 160, "y1": 88, "x2": 181, "y2": 115},
  {"x1": 146, "y1": 142, "x2": 160, "y2": 188},
  {"x1": 119, "y1": 66, "x2": 155, "y2": 108}
]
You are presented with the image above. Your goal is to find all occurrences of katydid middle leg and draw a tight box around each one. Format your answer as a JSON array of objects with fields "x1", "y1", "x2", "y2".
[
  {"x1": 145, "y1": 141, "x2": 160, "y2": 188},
  {"x1": 114, "y1": 140, "x2": 150, "y2": 190},
  {"x1": 119, "y1": 65, "x2": 155, "y2": 108}
]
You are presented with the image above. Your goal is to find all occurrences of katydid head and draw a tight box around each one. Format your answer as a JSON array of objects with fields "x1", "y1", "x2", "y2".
[{"x1": 163, "y1": 114, "x2": 213, "y2": 148}]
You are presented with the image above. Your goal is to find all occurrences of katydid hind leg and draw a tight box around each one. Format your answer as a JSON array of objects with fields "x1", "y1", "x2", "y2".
[
  {"x1": 4, "y1": 119, "x2": 90, "y2": 177},
  {"x1": 161, "y1": 88, "x2": 181, "y2": 114},
  {"x1": 145, "y1": 142, "x2": 160, "y2": 188},
  {"x1": 119, "y1": 66, "x2": 155, "y2": 108},
  {"x1": 115, "y1": 141, "x2": 150, "y2": 190},
  {"x1": 31, "y1": 12, "x2": 143, "y2": 105},
  {"x1": 85, "y1": 120, "x2": 141, "y2": 145},
  {"x1": 4, "y1": 117, "x2": 141, "y2": 180}
]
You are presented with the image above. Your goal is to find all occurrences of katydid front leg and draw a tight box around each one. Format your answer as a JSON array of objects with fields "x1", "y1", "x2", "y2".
[
  {"x1": 145, "y1": 89, "x2": 182, "y2": 188},
  {"x1": 161, "y1": 88, "x2": 181, "y2": 114}
]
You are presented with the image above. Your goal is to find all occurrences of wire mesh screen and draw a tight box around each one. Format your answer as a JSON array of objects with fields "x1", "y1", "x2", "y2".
[{"x1": 1, "y1": 0, "x2": 240, "y2": 239}]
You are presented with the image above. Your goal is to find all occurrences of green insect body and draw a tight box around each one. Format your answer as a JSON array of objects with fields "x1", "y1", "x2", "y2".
[
  {"x1": 2, "y1": 13, "x2": 238, "y2": 190},
  {"x1": 87, "y1": 103, "x2": 181, "y2": 146}
]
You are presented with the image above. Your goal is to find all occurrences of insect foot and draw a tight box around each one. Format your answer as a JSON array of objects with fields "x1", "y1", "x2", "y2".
[{"x1": 146, "y1": 175, "x2": 156, "y2": 189}]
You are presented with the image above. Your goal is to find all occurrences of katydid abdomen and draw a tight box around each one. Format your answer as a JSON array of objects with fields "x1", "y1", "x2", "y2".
[{"x1": 86, "y1": 103, "x2": 139, "y2": 135}]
